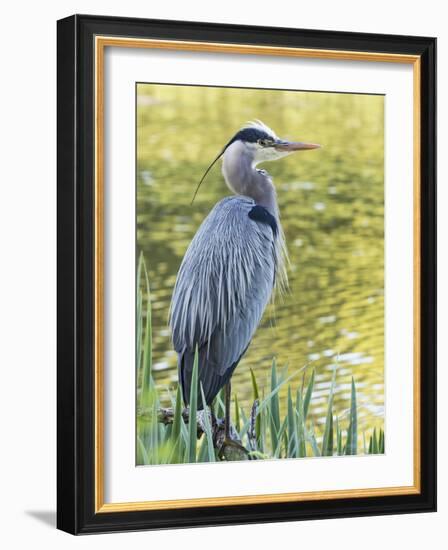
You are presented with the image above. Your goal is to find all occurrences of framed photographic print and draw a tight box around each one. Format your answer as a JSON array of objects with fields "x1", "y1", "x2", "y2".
[{"x1": 57, "y1": 14, "x2": 436, "y2": 534}]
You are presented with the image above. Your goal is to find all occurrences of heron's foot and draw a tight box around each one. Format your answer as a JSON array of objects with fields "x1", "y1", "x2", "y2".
[
  {"x1": 196, "y1": 408, "x2": 216, "y2": 436},
  {"x1": 221, "y1": 437, "x2": 247, "y2": 452},
  {"x1": 247, "y1": 450, "x2": 270, "y2": 460},
  {"x1": 218, "y1": 436, "x2": 249, "y2": 461}
]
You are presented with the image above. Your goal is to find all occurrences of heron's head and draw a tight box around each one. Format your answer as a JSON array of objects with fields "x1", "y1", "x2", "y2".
[
  {"x1": 224, "y1": 120, "x2": 320, "y2": 166},
  {"x1": 191, "y1": 120, "x2": 320, "y2": 204}
]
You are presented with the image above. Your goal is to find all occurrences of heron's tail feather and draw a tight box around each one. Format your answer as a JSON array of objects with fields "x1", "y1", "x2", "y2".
[{"x1": 178, "y1": 347, "x2": 238, "y2": 410}]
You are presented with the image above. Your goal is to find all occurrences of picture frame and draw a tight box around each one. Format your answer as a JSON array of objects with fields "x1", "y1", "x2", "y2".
[{"x1": 57, "y1": 14, "x2": 436, "y2": 534}]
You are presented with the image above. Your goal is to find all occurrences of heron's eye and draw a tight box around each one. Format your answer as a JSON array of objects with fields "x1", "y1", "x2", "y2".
[{"x1": 258, "y1": 138, "x2": 273, "y2": 147}]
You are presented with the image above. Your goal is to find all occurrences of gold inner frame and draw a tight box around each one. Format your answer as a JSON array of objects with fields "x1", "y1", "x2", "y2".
[{"x1": 94, "y1": 36, "x2": 422, "y2": 513}]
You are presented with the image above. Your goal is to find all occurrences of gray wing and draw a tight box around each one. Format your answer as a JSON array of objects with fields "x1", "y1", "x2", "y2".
[{"x1": 169, "y1": 196, "x2": 280, "y2": 406}]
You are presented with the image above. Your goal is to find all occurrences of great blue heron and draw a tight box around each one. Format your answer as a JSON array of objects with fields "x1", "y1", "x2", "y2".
[{"x1": 169, "y1": 120, "x2": 320, "y2": 444}]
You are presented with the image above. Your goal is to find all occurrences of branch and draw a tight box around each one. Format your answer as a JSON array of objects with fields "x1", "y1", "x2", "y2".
[
  {"x1": 156, "y1": 407, "x2": 191, "y2": 426},
  {"x1": 138, "y1": 405, "x2": 249, "y2": 460}
]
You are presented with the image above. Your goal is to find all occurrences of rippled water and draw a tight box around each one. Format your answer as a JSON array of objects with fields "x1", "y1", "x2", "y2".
[{"x1": 137, "y1": 84, "x2": 384, "y2": 436}]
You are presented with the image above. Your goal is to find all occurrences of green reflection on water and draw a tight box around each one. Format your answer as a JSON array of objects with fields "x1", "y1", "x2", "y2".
[{"x1": 137, "y1": 83, "x2": 384, "y2": 437}]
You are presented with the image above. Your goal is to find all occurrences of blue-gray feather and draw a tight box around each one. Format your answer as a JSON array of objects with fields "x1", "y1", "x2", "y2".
[{"x1": 169, "y1": 195, "x2": 285, "y2": 407}]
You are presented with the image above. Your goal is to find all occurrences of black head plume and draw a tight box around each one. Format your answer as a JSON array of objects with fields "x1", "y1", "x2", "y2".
[
  {"x1": 190, "y1": 147, "x2": 226, "y2": 205},
  {"x1": 190, "y1": 122, "x2": 276, "y2": 204}
]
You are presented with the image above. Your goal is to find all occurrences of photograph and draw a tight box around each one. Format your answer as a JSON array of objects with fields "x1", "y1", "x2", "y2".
[
  {"x1": 54, "y1": 13, "x2": 436, "y2": 535},
  {"x1": 136, "y1": 83, "x2": 386, "y2": 465},
  {"x1": 1, "y1": 0, "x2": 442, "y2": 543}
]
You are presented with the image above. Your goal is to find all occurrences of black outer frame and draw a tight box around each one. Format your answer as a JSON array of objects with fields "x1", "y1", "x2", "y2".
[{"x1": 57, "y1": 14, "x2": 436, "y2": 535}]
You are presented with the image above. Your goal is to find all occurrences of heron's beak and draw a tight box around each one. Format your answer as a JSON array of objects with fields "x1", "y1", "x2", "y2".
[{"x1": 274, "y1": 140, "x2": 321, "y2": 152}]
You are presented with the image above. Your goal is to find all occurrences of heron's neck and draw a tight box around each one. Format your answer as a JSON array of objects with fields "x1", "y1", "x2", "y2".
[{"x1": 222, "y1": 142, "x2": 279, "y2": 216}]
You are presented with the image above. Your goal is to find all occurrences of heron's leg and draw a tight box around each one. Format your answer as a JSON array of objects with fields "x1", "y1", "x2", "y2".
[
  {"x1": 217, "y1": 382, "x2": 249, "y2": 459},
  {"x1": 210, "y1": 401, "x2": 217, "y2": 427},
  {"x1": 225, "y1": 381, "x2": 231, "y2": 439}
]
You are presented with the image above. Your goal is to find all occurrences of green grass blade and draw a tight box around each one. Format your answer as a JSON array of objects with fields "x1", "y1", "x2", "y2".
[
  {"x1": 250, "y1": 368, "x2": 260, "y2": 400},
  {"x1": 270, "y1": 359, "x2": 281, "y2": 451},
  {"x1": 345, "y1": 377, "x2": 358, "y2": 455},
  {"x1": 136, "y1": 290, "x2": 143, "y2": 371},
  {"x1": 248, "y1": 365, "x2": 308, "y2": 424},
  {"x1": 322, "y1": 413, "x2": 334, "y2": 456},
  {"x1": 295, "y1": 388, "x2": 306, "y2": 457},
  {"x1": 287, "y1": 387, "x2": 297, "y2": 457},
  {"x1": 197, "y1": 437, "x2": 209, "y2": 462},
  {"x1": 250, "y1": 368, "x2": 262, "y2": 445},
  {"x1": 179, "y1": 413, "x2": 189, "y2": 446},
  {"x1": 240, "y1": 363, "x2": 310, "y2": 438},
  {"x1": 169, "y1": 385, "x2": 183, "y2": 463},
  {"x1": 163, "y1": 424, "x2": 172, "y2": 444},
  {"x1": 150, "y1": 398, "x2": 159, "y2": 464},
  {"x1": 187, "y1": 346, "x2": 199, "y2": 463},
  {"x1": 379, "y1": 428, "x2": 385, "y2": 453},
  {"x1": 321, "y1": 367, "x2": 336, "y2": 456},
  {"x1": 280, "y1": 363, "x2": 289, "y2": 383},
  {"x1": 259, "y1": 402, "x2": 266, "y2": 453},
  {"x1": 200, "y1": 384, "x2": 216, "y2": 463},
  {"x1": 137, "y1": 435, "x2": 149, "y2": 465},
  {"x1": 171, "y1": 385, "x2": 182, "y2": 441},
  {"x1": 136, "y1": 252, "x2": 144, "y2": 373},
  {"x1": 234, "y1": 393, "x2": 241, "y2": 434},
  {"x1": 283, "y1": 428, "x2": 289, "y2": 457},
  {"x1": 303, "y1": 369, "x2": 315, "y2": 419},
  {"x1": 273, "y1": 416, "x2": 288, "y2": 458},
  {"x1": 260, "y1": 364, "x2": 309, "y2": 414},
  {"x1": 140, "y1": 257, "x2": 153, "y2": 409},
  {"x1": 165, "y1": 432, "x2": 180, "y2": 464},
  {"x1": 238, "y1": 407, "x2": 248, "y2": 442},
  {"x1": 336, "y1": 416, "x2": 343, "y2": 455},
  {"x1": 306, "y1": 420, "x2": 321, "y2": 457},
  {"x1": 371, "y1": 427, "x2": 379, "y2": 454},
  {"x1": 136, "y1": 251, "x2": 144, "y2": 291},
  {"x1": 214, "y1": 388, "x2": 225, "y2": 419}
]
